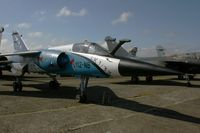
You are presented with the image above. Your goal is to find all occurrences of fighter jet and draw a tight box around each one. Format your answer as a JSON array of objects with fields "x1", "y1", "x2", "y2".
[
  {"x1": 0, "y1": 32, "x2": 180, "y2": 103},
  {"x1": 0, "y1": 27, "x2": 3, "y2": 45},
  {"x1": 154, "y1": 46, "x2": 200, "y2": 80},
  {"x1": 105, "y1": 36, "x2": 200, "y2": 86},
  {"x1": 0, "y1": 27, "x2": 11, "y2": 77}
]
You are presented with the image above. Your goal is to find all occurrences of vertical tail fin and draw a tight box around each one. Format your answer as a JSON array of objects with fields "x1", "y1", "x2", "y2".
[
  {"x1": 129, "y1": 47, "x2": 138, "y2": 57},
  {"x1": 12, "y1": 31, "x2": 29, "y2": 52},
  {"x1": 105, "y1": 36, "x2": 132, "y2": 57},
  {"x1": 0, "y1": 27, "x2": 4, "y2": 48},
  {"x1": 156, "y1": 45, "x2": 165, "y2": 57},
  {"x1": 105, "y1": 36, "x2": 117, "y2": 53}
]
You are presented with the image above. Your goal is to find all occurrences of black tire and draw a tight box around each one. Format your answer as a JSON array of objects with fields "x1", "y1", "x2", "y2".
[
  {"x1": 146, "y1": 75, "x2": 153, "y2": 82},
  {"x1": 79, "y1": 94, "x2": 87, "y2": 103},
  {"x1": 131, "y1": 75, "x2": 139, "y2": 83},
  {"x1": 18, "y1": 82, "x2": 23, "y2": 92},
  {"x1": 178, "y1": 75, "x2": 184, "y2": 80},
  {"x1": 0, "y1": 70, "x2": 2, "y2": 78},
  {"x1": 186, "y1": 82, "x2": 192, "y2": 87},
  {"x1": 13, "y1": 81, "x2": 23, "y2": 92},
  {"x1": 13, "y1": 82, "x2": 18, "y2": 92},
  {"x1": 188, "y1": 75, "x2": 194, "y2": 80},
  {"x1": 49, "y1": 81, "x2": 60, "y2": 89}
]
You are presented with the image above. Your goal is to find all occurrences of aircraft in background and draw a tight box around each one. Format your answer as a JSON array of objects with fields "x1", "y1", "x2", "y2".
[
  {"x1": 105, "y1": 36, "x2": 200, "y2": 86},
  {"x1": 0, "y1": 27, "x2": 3, "y2": 45},
  {"x1": 0, "y1": 32, "x2": 180, "y2": 102},
  {"x1": 0, "y1": 27, "x2": 11, "y2": 77},
  {"x1": 154, "y1": 46, "x2": 200, "y2": 80}
]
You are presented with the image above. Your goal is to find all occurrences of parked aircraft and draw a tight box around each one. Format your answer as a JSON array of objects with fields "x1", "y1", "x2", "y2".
[
  {"x1": 105, "y1": 36, "x2": 200, "y2": 86},
  {"x1": 155, "y1": 46, "x2": 200, "y2": 80},
  {"x1": 0, "y1": 32, "x2": 180, "y2": 102},
  {"x1": 0, "y1": 27, "x2": 3, "y2": 45},
  {"x1": 0, "y1": 27, "x2": 11, "y2": 77}
]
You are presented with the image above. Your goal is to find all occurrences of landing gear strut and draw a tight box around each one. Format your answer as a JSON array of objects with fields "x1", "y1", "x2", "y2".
[
  {"x1": 49, "y1": 80, "x2": 60, "y2": 89},
  {"x1": 131, "y1": 75, "x2": 139, "y2": 83},
  {"x1": 185, "y1": 74, "x2": 192, "y2": 87},
  {"x1": 178, "y1": 75, "x2": 184, "y2": 80},
  {"x1": 13, "y1": 77, "x2": 22, "y2": 92},
  {"x1": 146, "y1": 75, "x2": 153, "y2": 82},
  {"x1": 48, "y1": 75, "x2": 60, "y2": 89},
  {"x1": 178, "y1": 75, "x2": 194, "y2": 80},
  {"x1": 12, "y1": 65, "x2": 28, "y2": 92},
  {"x1": 0, "y1": 70, "x2": 2, "y2": 78},
  {"x1": 78, "y1": 76, "x2": 89, "y2": 103}
]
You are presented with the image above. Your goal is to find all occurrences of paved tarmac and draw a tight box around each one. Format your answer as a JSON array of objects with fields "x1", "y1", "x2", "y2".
[{"x1": 0, "y1": 72, "x2": 199, "y2": 133}]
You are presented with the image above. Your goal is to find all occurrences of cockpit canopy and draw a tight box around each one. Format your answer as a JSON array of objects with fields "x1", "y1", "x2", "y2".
[{"x1": 72, "y1": 42, "x2": 110, "y2": 56}]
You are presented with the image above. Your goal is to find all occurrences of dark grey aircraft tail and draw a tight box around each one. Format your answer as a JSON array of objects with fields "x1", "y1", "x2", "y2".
[
  {"x1": 129, "y1": 47, "x2": 138, "y2": 57},
  {"x1": 156, "y1": 45, "x2": 166, "y2": 57},
  {"x1": 12, "y1": 31, "x2": 29, "y2": 52},
  {"x1": 105, "y1": 36, "x2": 132, "y2": 57},
  {"x1": 0, "y1": 27, "x2": 4, "y2": 48}
]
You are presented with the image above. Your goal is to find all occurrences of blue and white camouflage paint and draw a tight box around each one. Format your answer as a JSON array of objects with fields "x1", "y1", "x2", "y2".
[{"x1": 35, "y1": 51, "x2": 120, "y2": 78}]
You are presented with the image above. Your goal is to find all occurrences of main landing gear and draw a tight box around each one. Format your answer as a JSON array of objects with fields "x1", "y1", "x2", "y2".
[
  {"x1": 0, "y1": 70, "x2": 3, "y2": 78},
  {"x1": 178, "y1": 75, "x2": 184, "y2": 80},
  {"x1": 77, "y1": 76, "x2": 89, "y2": 103},
  {"x1": 48, "y1": 75, "x2": 60, "y2": 89},
  {"x1": 178, "y1": 74, "x2": 193, "y2": 87},
  {"x1": 185, "y1": 74, "x2": 192, "y2": 87},
  {"x1": 146, "y1": 75, "x2": 153, "y2": 82},
  {"x1": 13, "y1": 77, "x2": 22, "y2": 92},
  {"x1": 45, "y1": 73, "x2": 60, "y2": 89},
  {"x1": 131, "y1": 75, "x2": 153, "y2": 83},
  {"x1": 131, "y1": 75, "x2": 139, "y2": 83},
  {"x1": 12, "y1": 73, "x2": 60, "y2": 92},
  {"x1": 13, "y1": 70, "x2": 26, "y2": 92},
  {"x1": 178, "y1": 75, "x2": 194, "y2": 80}
]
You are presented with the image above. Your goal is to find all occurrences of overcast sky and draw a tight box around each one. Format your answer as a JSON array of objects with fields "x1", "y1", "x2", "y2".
[{"x1": 0, "y1": 0, "x2": 200, "y2": 56}]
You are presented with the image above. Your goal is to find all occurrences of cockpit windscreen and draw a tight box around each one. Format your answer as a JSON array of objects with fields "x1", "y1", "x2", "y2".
[{"x1": 72, "y1": 42, "x2": 110, "y2": 56}]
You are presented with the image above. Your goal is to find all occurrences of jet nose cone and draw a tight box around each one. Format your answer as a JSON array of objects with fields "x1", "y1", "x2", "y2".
[{"x1": 118, "y1": 58, "x2": 181, "y2": 76}]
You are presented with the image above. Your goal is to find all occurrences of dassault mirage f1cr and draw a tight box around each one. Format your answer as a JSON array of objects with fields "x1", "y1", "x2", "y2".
[{"x1": 0, "y1": 32, "x2": 181, "y2": 103}]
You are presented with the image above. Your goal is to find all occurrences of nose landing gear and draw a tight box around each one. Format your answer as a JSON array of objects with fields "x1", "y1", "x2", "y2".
[{"x1": 77, "y1": 76, "x2": 89, "y2": 103}]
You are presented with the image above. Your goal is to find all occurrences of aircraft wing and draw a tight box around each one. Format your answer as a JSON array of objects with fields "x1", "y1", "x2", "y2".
[
  {"x1": 0, "y1": 60, "x2": 13, "y2": 64},
  {"x1": 0, "y1": 50, "x2": 41, "y2": 57},
  {"x1": 165, "y1": 60, "x2": 200, "y2": 66}
]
